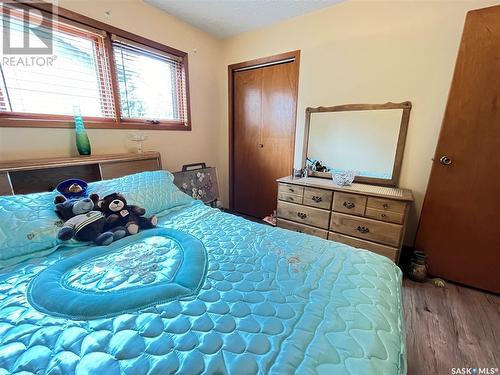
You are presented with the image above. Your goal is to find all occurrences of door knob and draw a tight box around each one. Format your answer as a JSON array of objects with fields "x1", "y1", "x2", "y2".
[{"x1": 439, "y1": 156, "x2": 452, "y2": 165}]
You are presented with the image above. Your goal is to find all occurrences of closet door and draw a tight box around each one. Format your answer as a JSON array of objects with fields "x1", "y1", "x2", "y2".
[
  {"x1": 258, "y1": 63, "x2": 298, "y2": 218},
  {"x1": 415, "y1": 5, "x2": 500, "y2": 293},
  {"x1": 232, "y1": 68, "x2": 265, "y2": 217},
  {"x1": 231, "y1": 53, "x2": 299, "y2": 219}
]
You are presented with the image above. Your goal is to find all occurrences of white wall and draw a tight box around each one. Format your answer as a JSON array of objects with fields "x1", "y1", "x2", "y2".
[{"x1": 221, "y1": 0, "x2": 500, "y2": 243}]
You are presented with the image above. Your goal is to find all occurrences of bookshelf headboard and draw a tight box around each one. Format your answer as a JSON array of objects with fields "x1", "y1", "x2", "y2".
[{"x1": 0, "y1": 152, "x2": 162, "y2": 195}]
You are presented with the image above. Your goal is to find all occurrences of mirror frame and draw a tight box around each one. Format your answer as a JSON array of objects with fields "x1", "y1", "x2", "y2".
[{"x1": 302, "y1": 101, "x2": 412, "y2": 187}]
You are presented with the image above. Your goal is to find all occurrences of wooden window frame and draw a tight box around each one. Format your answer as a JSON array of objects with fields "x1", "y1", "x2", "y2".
[{"x1": 0, "y1": 1, "x2": 192, "y2": 131}]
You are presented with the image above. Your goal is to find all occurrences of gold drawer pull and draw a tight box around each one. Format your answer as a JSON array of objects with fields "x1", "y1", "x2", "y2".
[
  {"x1": 381, "y1": 213, "x2": 387, "y2": 218},
  {"x1": 297, "y1": 212, "x2": 307, "y2": 219},
  {"x1": 357, "y1": 226, "x2": 370, "y2": 234},
  {"x1": 343, "y1": 201, "x2": 355, "y2": 209},
  {"x1": 312, "y1": 196, "x2": 322, "y2": 203},
  {"x1": 382, "y1": 203, "x2": 389, "y2": 209}
]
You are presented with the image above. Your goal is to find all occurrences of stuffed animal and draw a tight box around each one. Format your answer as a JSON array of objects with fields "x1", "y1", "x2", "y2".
[
  {"x1": 98, "y1": 192, "x2": 157, "y2": 235},
  {"x1": 67, "y1": 183, "x2": 84, "y2": 194},
  {"x1": 54, "y1": 194, "x2": 127, "y2": 246}
]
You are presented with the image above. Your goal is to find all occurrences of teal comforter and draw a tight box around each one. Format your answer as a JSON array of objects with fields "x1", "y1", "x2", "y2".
[{"x1": 0, "y1": 201, "x2": 406, "y2": 374}]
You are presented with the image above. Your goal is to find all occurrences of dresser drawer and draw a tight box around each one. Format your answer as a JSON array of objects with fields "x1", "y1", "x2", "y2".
[
  {"x1": 332, "y1": 192, "x2": 367, "y2": 216},
  {"x1": 277, "y1": 201, "x2": 330, "y2": 229},
  {"x1": 278, "y1": 183, "x2": 304, "y2": 196},
  {"x1": 328, "y1": 232, "x2": 398, "y2": 262},
  {"x1": 277, "y1": 218, "x2": 328, "y2": 239},
  {"x1": 366, "y1": 197, "x2": 406, "y2": 214},
  {"x1": 330, "y1": 212, "x2": 402, "y2": 247},
  {"x1": 365, "y1": 207, "x2": 404, "y2": 224},
  {"x1": 278, "y1": 192, "x2": 303, "y2": 204},
  {"x1": 303, "y1": 187, "x2": 332, "y2": 209}
]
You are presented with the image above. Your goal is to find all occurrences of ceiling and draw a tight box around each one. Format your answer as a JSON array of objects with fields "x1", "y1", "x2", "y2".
[{"x1": 145, "y1": 0, "x2": 344, "y2": 39}]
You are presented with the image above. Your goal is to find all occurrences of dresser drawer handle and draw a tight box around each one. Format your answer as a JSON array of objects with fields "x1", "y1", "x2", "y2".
[
  {"x1": 288, "y1": 188, "x2": 295, "y2": 193},
  {"x1": 357, "y1": 226, "x2": 370, "y2": 234},
  {"x1": 288, "y1": 196, "x2": 295, "y2": 201},
  {"x1": 381, "y1": 213, "x2": 387, "y2": 218},
  {"x1": 297, "y1": 212, "x2": 307, "y2": 219},
  {"x1": 343, "y1": 201, "x2": 355, "y2": 209},
  {"x1": 312, "y1": 196, "x2": 322, "y2": 203},
  {"x1": 382, "y1": 203, "x2": 389, "y2": 209}
]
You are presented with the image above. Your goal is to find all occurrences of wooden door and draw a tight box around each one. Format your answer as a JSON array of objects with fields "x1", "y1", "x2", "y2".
[
  {"x1": 230, "y1": 52, "x2": 299, "y2": 218},
  {"x1": 415, "y1": 5, "x2": 500, "y2": 293},
  {"x1": 232, "y1": 68, "x2": 264, "y2": 217}
]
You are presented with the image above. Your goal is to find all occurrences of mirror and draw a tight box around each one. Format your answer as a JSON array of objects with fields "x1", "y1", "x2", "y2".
[{"x1": 303, "y1": 102, "x2": 411, "y2": 186}]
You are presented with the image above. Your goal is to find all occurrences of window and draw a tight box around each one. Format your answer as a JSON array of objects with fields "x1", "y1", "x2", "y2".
[
  {"x1": 0, "y1": 8, "x2": 114, "y2": 118},
  {"x1": 0, "y1": 3, "x2": 190, "y2": 130},
  {"x1": 112, "y1": 37, "x2": 187, "y2": 124}
]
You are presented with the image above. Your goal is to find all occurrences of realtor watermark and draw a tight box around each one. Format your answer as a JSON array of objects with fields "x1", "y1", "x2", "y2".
[
  {"x1": 2, "y1": 55, "x2": 56, "y2": 66},
  {"x1": 1, "y1": 1, "x2": 58, "y2": 66}
]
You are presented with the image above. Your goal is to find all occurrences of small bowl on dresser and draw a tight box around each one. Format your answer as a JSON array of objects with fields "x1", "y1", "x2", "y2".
[{"x1": 332, "y1": 170, "x2": 358, "y2": 186}]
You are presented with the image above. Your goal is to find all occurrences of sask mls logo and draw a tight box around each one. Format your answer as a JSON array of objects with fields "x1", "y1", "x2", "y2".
[
  {"x1": 451, "y1": 368, "x2": 499, "y2": 374},
  {"x1": 1, "y1": 2, "x2": 54, "y2": 55}
]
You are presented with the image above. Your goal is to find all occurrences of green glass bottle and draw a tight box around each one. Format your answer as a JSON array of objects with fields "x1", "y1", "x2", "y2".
[{"x1": 73, "y1": 106, "x2": 91, "y2": 156}]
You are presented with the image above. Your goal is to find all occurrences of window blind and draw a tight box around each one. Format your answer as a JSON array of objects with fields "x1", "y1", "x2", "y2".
[
  {"x1": 0, "y1": 3, "x2": 191, "y2": 130},
  {"x1": 0, "y1": 8, "x2": 115, "y2": 118},
  {"x1": 112, "y1": 36, "x2": 188, "y2": 124}
]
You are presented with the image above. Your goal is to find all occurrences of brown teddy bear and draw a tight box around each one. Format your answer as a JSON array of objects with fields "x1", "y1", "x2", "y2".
[
  {"x1": 98, "y1": 192, "x2": 157, "y2": 235},
  {"x1": 54, "y1": 194, "x2": 127, "y2": 245}
]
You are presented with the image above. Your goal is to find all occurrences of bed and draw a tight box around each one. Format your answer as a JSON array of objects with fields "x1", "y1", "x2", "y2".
[{"x1": 0, "y1": 170, "x2": 406, "y2": 375}]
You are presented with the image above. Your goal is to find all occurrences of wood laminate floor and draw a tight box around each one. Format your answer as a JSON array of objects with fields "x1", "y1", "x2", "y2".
[{"x1": 403, "y1": 279, "x2": 500, "y2": 375}]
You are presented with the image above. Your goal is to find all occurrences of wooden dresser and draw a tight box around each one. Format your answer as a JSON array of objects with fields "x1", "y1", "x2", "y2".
[
  {"x1": 276, "y1": 176, "x2": 413, "y2": 262},
  {"x1": 0, "y1": 152, "x2": 161, "y2": 195}
]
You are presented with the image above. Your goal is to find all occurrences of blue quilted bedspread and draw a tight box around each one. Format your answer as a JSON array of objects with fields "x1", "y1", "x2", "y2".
[{"x1": 0, "y1": 202, "x2": 406, "y2": 375}]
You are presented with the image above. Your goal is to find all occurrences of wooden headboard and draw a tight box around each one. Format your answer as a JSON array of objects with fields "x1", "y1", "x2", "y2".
[{"x1": 0, "y1": 152, "x2": 162, "y2": 195}]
